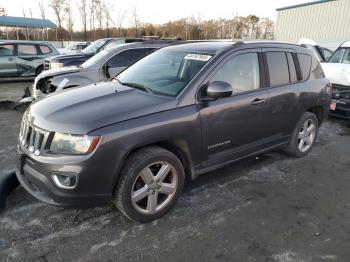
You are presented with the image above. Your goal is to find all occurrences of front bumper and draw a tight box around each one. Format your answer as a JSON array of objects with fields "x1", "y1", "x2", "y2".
[{"x1": 15, "y1": 144, "x2": 126, "y2": 207}]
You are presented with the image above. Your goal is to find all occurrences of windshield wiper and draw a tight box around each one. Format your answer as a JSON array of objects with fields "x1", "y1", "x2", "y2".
[{"x1": 118, "y1": 80, "x2": 154, "y2": 94}]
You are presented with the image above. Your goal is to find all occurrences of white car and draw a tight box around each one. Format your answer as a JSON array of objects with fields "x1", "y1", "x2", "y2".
[
  {"x1": 321, "y1": 41, "x2": 350, "y2": 88},
  {"x1": 58, "y1": 42, "x2": 90, "y2": 55}
]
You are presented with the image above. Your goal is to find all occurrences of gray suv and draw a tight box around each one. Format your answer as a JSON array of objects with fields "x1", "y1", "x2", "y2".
[
  {"x1": 0, "y1": 41, "x2": 59, "y2": 77},
  {"x1": 16, "y1": 41, "x2": 331, "y2": 222}
]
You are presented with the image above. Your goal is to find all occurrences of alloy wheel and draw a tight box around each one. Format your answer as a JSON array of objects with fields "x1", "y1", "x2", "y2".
[
  {"x1": 131, "y1": 161, "x2": 178, "y2": 214},
  {"x1": 297, "y1": 119, "x2": 316, "y2": 152}
]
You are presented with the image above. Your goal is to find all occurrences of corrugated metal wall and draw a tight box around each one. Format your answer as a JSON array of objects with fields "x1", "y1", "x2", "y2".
[{"x1": 276, "y1": 0, "x2": 350, "y2": 42}]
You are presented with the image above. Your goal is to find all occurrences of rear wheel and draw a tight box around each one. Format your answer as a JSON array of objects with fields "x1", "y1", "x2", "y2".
[
  {"x1": 114, "y1": 146, "x2": 185, "y2": 222},
  {"x1": 284, "y1": 112, "x2": 318, "y2": 157}
]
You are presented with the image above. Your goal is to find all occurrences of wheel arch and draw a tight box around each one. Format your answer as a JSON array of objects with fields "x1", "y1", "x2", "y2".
[{"x1": 306, "y1": 106, "x2": 324, "y2": 126}]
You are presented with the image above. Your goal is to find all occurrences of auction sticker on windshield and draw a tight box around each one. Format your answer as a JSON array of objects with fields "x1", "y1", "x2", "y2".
[{"x1": 184, "y1": 54, "x2": 212, "y2": 61}]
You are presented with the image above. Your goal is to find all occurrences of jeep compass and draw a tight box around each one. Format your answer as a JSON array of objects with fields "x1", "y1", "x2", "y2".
[{"x1": 16, "y1": 41, "x2": 331, "y2": 222}]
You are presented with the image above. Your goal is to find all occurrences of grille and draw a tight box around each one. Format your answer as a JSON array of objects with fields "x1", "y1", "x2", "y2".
[{"x1": 19, "y1": 121, "x2": 48, "y2": 156}]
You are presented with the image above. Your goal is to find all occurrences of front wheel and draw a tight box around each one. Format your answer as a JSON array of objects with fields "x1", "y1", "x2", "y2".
[
  {"x1": 114, "y1": 146, "x2": 185, "y2": 222},
  {"x1": 284, "y1": 112, "x2": 318, "y2": 157}
]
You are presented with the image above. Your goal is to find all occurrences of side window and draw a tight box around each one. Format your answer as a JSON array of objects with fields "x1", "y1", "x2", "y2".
[
  {"x1": 0, "y1": 45, "x2": 15, "y2": 56},
  {"x1": 211, "y1": 52, "x2": 260, "y2": 94},
  {"x1": 17, "y1": 45, "x2": 38, "y2": 55},
  {"x1": 297, "y1": 54, "x2": 312, "y2": 81},
  {"x1": 39, "y1": 45, "x2": 52, "y2": 54},
  {"x1": 286, "y1": 53, "x2": 297, "y2": 82},
  {"x1": 266, "y1": 52, "x2": 289, "y2": 86},
  {"x1": 107, "y1": 48, "x2": 155, "y2": 68}
]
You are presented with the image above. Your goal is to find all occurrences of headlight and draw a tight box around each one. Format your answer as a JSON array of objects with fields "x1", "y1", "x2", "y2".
[
  {"x1": 50, "y1": 62, "x2": 64, "y2": 69},
  {"x1": 50, "y1": 133, "x2": 101, "y2": 155}
]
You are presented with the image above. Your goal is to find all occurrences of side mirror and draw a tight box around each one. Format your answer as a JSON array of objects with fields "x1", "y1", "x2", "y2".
[{"x1": 206, "y1": 81, "x2": 232, "y2": 100}]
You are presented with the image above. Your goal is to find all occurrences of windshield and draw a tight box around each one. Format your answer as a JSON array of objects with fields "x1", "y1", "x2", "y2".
[
  {"x1": 82, "y1": 39, "x2": 107, "y2": 54},
  {"x1": 81, "y1": 50, "x2": 109, "y2": 68},
  {"x1": 328, "y1": 48, "x2": 350, "y2": 63},
  {"x1": 116, "y1": 50, "x2": 212, "y2": 97}
]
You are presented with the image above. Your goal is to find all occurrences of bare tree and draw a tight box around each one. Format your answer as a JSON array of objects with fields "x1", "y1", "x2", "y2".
[
  {"x1": 89, "y1": 0, "x2": 97, "y2": 39},
  {"x1": 116, "y1": 9, "x2": 126, "y2": 36},
  {"x1": 130, "y1": 6, "x2": 141, "y2": 37},
  {"x1": 77, "y1": 0, "x2": 88, "y2": 41},
  {"x1": 38, "y1": 0, "x2": 46, "y2": 19},
  {"x1": 102, "y1": 2, "x2": 115, "y2": 37},
  {"x1": 66, "y1": 3, "x2": 74, "y2": 40},
  {"x1": 0, "y1": 7, "x2": 6, "y2": 16},
  {"x1": 50, "y1": 0, "x2": 67, "y2": 40}
]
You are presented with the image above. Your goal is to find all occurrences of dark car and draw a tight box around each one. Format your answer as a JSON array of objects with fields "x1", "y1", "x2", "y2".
[
  {"x1": 32, "y1": 41, "x2": 179, "y2": 100},
  {"x1": 16, "y1": 41, "x2": 331, "y2": 222},
  {"x1": 0, "y1": 41, "x2": 59, "y2": 77},
  {"x1": 43, "y1": 38, "x2": 144, "y2": 70}
]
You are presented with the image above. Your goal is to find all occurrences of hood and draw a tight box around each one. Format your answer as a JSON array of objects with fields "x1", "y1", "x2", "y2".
[
  {"x1": 27, "y1": 82, "x2": 177, "y2": 134},
  {"x1": 321, "y1": 63, "x2": 350, "y2": 87},
  {"x1": 50, "y1": 53, "x2": 92, "y2": 62},
  {"x1": 39, "y1": 66, "x2": 82, "y2": 79}
]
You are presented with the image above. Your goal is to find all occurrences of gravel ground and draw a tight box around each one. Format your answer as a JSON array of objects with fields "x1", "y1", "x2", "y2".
[
  {"x1": 0, "y1": 108, "x2": 349, "y2": 262},
  {"x1": 0, "y1": 81, "x2": 32, "y2": 102}
]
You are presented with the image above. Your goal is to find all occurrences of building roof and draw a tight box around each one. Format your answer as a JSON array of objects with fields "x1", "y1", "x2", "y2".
[
  {"x1": 276, "y1": 0, "x2": 335, "y2": 11},
  {"x1": 0, "y1": 16, "x2": 57, "y2": 29}
]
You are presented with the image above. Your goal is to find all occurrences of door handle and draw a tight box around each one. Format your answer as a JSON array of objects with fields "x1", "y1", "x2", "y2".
[
  {"x1": 250, "y1": 98, "x2": 265, "y2": 105},
  {"x1": 8, "y1": 58, "x2": 14, "y2": 61}
]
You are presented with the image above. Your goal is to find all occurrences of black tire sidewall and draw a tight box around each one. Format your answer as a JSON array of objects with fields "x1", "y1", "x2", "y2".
[{"x1": 118, "y1": 150, "x2": 185, "y2": 223}]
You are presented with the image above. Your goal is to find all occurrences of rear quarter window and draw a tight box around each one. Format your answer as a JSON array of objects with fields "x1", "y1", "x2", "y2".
[
  {"x1": 39, "y1": 45, "x2": 52, "y2": 54},
  {"x1": 297, "y1": 54, "x2": 312, "y2": 81}
]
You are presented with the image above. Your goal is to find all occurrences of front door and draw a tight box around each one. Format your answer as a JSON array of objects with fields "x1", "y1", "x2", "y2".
[
  {"x1": 199, "y1": 51, "x2": 271, "y2": 166},
  {"x1": 0, "y1": 44, "x2": 17, "y2": 76}
]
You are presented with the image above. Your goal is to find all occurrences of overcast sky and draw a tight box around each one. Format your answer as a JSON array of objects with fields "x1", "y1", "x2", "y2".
[{"x1": 2, "y1": 0, "x2": 308, "y2": 29}]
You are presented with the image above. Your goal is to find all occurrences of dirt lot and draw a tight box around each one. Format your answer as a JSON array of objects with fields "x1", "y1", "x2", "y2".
[
  {"x1": 0, "y1": 81, "x2": 32, "y2": 102},
  {"x1": 0, "y1": 109, "x2": 350, "y2": 261}
]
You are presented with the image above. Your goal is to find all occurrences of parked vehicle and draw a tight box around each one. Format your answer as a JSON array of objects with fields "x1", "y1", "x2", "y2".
[
  {"x1": 321, "y1": 41, "x2": 350, "y2": 120},
  {"x1": 16, "y1": 41, "x2": 331, "y2": 222},
  {"x1": 32, "y1": 41, "x2": 178, "y2": 100},
  {"x1": 0, "y1": 41, "x2": 59, "y2": 77},
  {"x1": 298, "y1": 38, "x2": 333, "y2": 62},
  {"x1": 58, "y1": 42, "x2": 90, "y2": 55},
  {"x1": 43, "y1": 38, "x2": 144, "y2": 70}
]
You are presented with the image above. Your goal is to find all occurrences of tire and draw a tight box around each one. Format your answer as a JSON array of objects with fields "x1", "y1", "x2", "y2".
[
  {"x1": 114, "y1": 146, "x2": 185, "y2": 222},
  {"x1": 35, "y1": 65, "x2": 43, "y2": 76},
  {"x1": 284, "y1": 112, "x2": 318, "y2": 157}
]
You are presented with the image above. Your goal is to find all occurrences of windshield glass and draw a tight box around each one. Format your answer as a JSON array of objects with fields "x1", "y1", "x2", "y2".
[
  {"x1": 82, "y1": 39, "x2": 107, "y2": 54},
  {"x1": 81, "y1": 50, "x2": 109, "y2": 68},
  {"x1": 116, "y1": 50, "x2": 212, "y2": 97},
  {"x1": 328, "y1": 48, "x2": 350, "y2": 63}
]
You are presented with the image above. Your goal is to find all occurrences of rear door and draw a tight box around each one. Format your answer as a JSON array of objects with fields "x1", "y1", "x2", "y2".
[
  {"x1": 0, "y1": 44, "x2": 17, "y2": 76},
  {"x1": 16, "y1": 44, "x2": 41, "y2": 76},
  {"x1": 263, "y1": 49, "x2": 301, "y2": 142}
]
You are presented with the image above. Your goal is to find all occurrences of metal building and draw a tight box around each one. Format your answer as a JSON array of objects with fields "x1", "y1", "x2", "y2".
[{"x1": 275, "y1": 0, "x2": 350, "y2": 49}]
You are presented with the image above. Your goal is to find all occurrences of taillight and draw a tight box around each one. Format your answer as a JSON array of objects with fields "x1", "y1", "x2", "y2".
[{"x1": 326, "y1": 82, "x2": 332, "y2": 95}]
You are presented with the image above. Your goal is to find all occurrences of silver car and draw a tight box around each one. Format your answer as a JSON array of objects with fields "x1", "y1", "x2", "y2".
[{"x1": 0, "y1": 41, "x2": 59, "y2": 77}]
